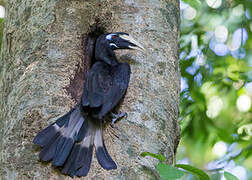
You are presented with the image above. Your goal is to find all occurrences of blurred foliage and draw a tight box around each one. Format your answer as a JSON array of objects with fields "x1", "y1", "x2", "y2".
[
  {"x1": 224, "y1": 171, "x2": 239, "y2": 180},
  {"x1": 141, "y1": 152, "x2": 211, "y2": 180},
  {"x1": 179, "y1": 0, "x2": 252, "y2": 179},
  {"x1": 141, "y1": 151, "x2": 239, "y2": 180}
]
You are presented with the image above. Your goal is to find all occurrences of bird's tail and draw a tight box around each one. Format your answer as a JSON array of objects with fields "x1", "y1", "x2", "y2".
[
  {"x1": 33, "y1": 105, "x2": 85, "y2": 166},
  {"x1": 62, "y1": 118, "x2": 117, "y2": 177},
  {"x1": 33, "y1": 106, "x2": 117, "y2": 177}
]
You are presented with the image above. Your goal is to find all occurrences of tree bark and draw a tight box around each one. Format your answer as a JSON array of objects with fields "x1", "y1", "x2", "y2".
[{"x1": 0, "y1": 0, "x2": 180, "y2": 179}]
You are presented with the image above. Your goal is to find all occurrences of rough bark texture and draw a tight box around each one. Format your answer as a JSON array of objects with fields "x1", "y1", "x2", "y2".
[{"x1": 0, "y1": 0, "x2": 180, "y2": 179}]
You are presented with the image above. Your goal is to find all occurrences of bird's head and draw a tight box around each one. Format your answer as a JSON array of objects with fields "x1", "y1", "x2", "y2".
[
  {"x1": 95, "y1": 32, "x2": 145, "y2": 65},
  {"x1": 105, "y1": 32, "x2": 145, "y2": 51}
]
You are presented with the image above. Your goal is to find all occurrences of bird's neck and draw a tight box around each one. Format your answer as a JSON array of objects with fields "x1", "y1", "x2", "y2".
[
  {"x1": 104, "y1": 55, "x2": 119, "y2": 66},
  {"x1": 95, "y1": 43, "x2": 119, "y2": 66}
]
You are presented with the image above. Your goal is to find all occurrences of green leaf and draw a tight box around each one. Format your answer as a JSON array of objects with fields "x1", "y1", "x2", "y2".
[
  {"x1": 157, "y1": 163, "x2": 184, "y2": 180},
  {"x1": 224, "y1": 171, "x2": 239, "y2": 180},
  {"x1": 175, "y1": 164, "x2": 210, "y2": 180},
  {"x1": 140, "y1": 152, "x2": 166, "y2": 162}
]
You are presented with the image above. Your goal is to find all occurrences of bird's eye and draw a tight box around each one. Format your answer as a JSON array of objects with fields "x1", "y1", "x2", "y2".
[{"x1": 112, "y1": 35, "x2": 117, "y2": 40}]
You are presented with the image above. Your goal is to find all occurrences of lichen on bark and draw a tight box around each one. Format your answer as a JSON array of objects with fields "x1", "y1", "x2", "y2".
[{"x1": 0, "y1": 0, "x2": 180, "y2": 179}]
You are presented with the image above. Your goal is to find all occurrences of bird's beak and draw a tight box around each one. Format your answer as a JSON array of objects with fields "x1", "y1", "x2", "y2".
[{"x1": 119, "y1": 34, "x2": 146, "y2": 52}]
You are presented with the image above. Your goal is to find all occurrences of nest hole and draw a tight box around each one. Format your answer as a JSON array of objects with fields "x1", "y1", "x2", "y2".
[{"x1": 64, "y1": 22, "x2": 106, "y2": 103}]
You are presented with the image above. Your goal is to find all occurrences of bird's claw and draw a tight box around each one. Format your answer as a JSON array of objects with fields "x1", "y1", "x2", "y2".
[{"x1": 110, "y1": 111, "x2": 128, "y2": 127}]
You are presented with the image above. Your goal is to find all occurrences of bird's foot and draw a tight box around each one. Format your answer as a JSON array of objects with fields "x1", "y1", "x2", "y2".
[{"x1": 110, "y1": 112, "x2": 128, "y2": 127}]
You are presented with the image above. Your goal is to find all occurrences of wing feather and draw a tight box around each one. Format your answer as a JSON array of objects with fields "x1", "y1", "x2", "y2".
[
  {"x1": 82, "y1": 62, "x2": 112, "y2": 108},
  {"x1": 82, "y1": 62, "x2": 130, "y2": 119}
]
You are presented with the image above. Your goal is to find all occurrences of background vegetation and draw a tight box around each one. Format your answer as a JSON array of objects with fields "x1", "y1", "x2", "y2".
[
  {"x1": 0, "y1": 0, "x2": 251, "y2": 179},
  {"x1": 178, "y1": 0, "x2": 252, "y2": 179}
]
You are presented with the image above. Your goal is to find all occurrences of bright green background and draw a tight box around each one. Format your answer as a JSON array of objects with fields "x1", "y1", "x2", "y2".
[{"x1": 179, "y1": 0, "x2": 251, "y2": 179}]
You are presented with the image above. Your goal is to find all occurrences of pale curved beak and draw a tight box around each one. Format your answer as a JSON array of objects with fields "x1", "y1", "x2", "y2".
[{"x1": 119, "y1": 34, "x2": 146, "y2": 52}]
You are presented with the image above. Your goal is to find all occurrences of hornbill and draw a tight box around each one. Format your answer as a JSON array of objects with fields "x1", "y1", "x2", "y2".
[{"x1": 33, "y1": 32, "x2": 144, "y2": 177}]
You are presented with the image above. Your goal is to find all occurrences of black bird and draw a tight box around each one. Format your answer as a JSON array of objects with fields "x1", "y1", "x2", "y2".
[{"x1": 33, "y1": 32, "x2": 144, "y2": 177}]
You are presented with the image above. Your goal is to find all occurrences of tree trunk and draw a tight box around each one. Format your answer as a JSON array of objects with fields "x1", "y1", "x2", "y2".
[{"x1": 0, "y1": 0, "x2": 180, "y2": 179}]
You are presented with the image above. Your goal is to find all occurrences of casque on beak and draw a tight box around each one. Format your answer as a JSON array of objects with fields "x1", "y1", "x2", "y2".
[{"x1": 119, "y1": 34, "x2": 146, "y2": 52}]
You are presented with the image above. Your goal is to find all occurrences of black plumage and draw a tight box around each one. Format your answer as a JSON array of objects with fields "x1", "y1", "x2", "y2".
[{"x1": 33, "y1": 32, "x2": 144, "y2": 177}]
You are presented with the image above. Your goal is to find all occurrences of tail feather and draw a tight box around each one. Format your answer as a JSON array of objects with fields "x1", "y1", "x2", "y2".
[
  {"x1": 76, "y1": 118, "x2": 89, "y2": 142},
  {"x1": 39, "y1": 131, "x2": 61, "y2": 161},
  {"x1": 94, "y1": 127, "x2": 117, "y2": 170},
  {"x1": 75, "y1": 145, "x2": 93, "y2": 177},
  {"x1": 52, "y1": 136, "x2": 75, "y2": 166},
  {"x1": 61, "y1": 143, "x2": 82, "y2": 177},
  {"x1": 33, "y1": 124, "x2": 59, "y2": 147},
  {"x1": 75, "y1": 129, "x2": 94, "y2": 177},
  {"x1": 62, "y1": 137, "x2": 94, "y2": 177},
  {"x1": 33, "y1": 109, "x2": 73, "y2": 146},
  {"x1": 62, "y1": 121, "x2": 94, "y2": 177},
  {"x1": 62, "y1": 120, "x2": 117, "y2": 177},
  {"x1": 34, "y1": 106, "x2": 85, "y2": 167},
  {"x1": 34, "y1": 105, "x2": 118, "y2": 177},
  {"x1": 52, "y1": 108, "x2": 84, "y2": 166}
]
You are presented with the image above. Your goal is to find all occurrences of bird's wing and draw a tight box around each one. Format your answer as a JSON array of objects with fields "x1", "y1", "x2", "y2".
[
  {"x1": 98, "y1": 63, "x2": 130, "y2": 118},
  {"x1": 82, "y1": 61, "x2": 113, "y2": 108},
  {"x1": 82, "y1": 62, "x2": 130, "y2": 119}
]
